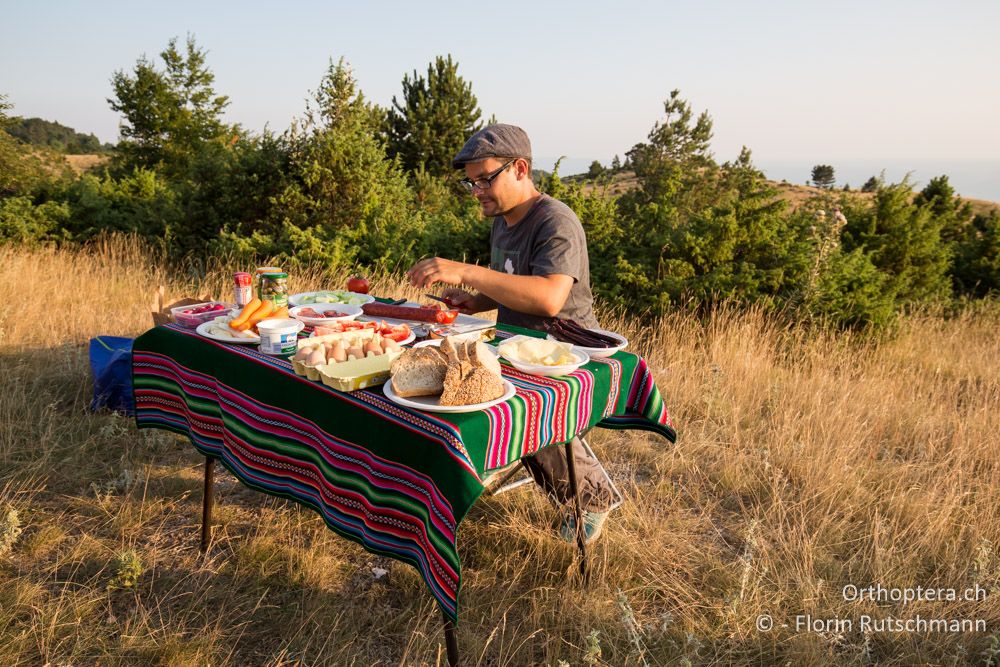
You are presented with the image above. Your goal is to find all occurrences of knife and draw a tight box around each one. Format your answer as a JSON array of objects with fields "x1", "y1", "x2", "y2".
[{"x1": 423, "y1": 293, "x2": 453, "y2": 306}]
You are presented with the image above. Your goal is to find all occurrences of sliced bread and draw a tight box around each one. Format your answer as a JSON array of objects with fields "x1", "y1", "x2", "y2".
[
  {"x1": 389, "y1": 347, "x2": 447, "y2": 397},
  {"x1": 469, "y1": 341, "x2": 502, "y2": 376}
]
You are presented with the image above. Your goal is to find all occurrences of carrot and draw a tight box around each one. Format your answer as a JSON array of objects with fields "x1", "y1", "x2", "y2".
[
  {"x1": 271, "y1": 306, "x2": 289, "y2": 320},
  {"x1": 241, "y1": 300, "x2": 276, "y2": 330},
  {"x1": 229, "y1": 298, "x2": 261, "y2": 329}
]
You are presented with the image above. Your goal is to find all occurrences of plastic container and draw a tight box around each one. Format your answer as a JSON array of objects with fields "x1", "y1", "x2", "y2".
[
  {"x1": 256, "y1": 318, "x2": 304, "y2": 355},
  {"x1": 171, "y1": 301, "x2": 234, "y2": 328},
  {"x1": 319, "y1": 368, "x2": 394, "y2": 392},
  {"x1": 317, "y1": 349, "x2": 404, "y2": 391}
]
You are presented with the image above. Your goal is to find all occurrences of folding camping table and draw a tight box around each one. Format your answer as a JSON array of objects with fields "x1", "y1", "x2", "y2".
[{"x1": 132, "y1": 322, "x2": 675, "y2": 665}]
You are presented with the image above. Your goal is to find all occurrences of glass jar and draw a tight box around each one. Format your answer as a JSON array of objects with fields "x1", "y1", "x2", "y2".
[{"x1": 258, "y1": 271, "x2": 288, "y2": 308}]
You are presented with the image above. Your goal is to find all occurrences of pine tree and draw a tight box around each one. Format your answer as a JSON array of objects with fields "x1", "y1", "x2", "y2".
[
  {"x1": 222, "y1": 58, "x2": 421, "y2": 269},
  {"x1": 954, "y1": 210, "x2": 1000, "y2": 296},
  {"x1": 913, "y1": 175, "x2": 972, "y2": 245},
  {"x1": 842, "y1": 180, "x2": 953, "y2": 304},
  {"x1": 811, "y1": 164, "x2": 836, "y2": 189},
  {"x1": 385, "y1": 55, "x2": 482, "y2": 177},
  {"x1": 627, "y1": 90, "x2": 713, "y2": 191},
  {"x1": 611, "y1": 92, "x2": 815, "y2": 314}
]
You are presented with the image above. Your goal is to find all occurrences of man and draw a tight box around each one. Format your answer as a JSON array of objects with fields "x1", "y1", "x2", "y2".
[{"x1": 407, "y1": 124, "x2": 620, "y2": 544}]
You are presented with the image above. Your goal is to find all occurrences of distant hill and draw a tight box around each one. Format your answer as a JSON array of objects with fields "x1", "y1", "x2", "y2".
[
  {"x1": 5, "y1": 117, "x2": 113, "y2": 154},
  {"x1": 573, "y1": 170, "x2": 1000, "y2": 216}
]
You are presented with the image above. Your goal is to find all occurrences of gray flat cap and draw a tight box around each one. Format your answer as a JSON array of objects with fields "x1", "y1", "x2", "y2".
[{"x1": 452, "y1": 124, "x2": 532, "y2": 168}]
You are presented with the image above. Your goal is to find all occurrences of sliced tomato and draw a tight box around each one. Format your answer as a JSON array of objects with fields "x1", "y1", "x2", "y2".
[
  {"x1": 435, "y1": 310, "x2": 458, "y2": 324},
  {"x1": 382, "y1": 324, "x2": 411, "y2": 342}
]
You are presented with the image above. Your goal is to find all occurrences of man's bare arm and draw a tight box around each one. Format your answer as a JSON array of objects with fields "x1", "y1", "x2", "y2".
[{"x1": 408, "y1": 258, "x2": 573, "y2": 318}]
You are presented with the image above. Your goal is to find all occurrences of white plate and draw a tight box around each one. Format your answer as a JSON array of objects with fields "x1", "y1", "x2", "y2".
[
  {"x1": 383, "y1": 380, "x2": 516, "y2": 413},
  {"x1": 288, "y1": 290, "x2": 376, "y2": 307},
  {"x1": 289, "y1": 303, "x2": 363, "y2": 326},
  {"x1": 498, "y1": 344, "x2": 590, "y2": 377},
  {"x1": 545, "y1": 328, "x2": 628, "y2": 359},
  {"x1": 412, "y1": 339, "x2": 500, "y2": 356},
  {"x1": 358, "y1": 301, "x2": 495, "y2": 332},
  {"x1": 196, "y1": 319, "x2": 260, "y2": 344}
]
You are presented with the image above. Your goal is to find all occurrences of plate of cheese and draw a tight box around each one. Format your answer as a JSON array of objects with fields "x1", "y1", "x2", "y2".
[{"x1": 496, "y1": 335, "x2": 589, "y2": 377}]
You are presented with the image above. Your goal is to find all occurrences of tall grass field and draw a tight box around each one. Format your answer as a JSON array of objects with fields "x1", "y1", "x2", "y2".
[{"x1": 1, "y1": 237, "x2": 998, "y2": 666}]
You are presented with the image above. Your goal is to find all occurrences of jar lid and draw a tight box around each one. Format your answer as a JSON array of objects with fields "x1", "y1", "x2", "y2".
[{"x1": 261, "y1": 272, "x2": 288, "y2": 279}]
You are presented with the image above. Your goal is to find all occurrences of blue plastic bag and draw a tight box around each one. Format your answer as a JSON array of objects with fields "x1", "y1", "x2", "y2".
[{"x1": 89, "y1": 336, "x2": 134, "y2": 415}]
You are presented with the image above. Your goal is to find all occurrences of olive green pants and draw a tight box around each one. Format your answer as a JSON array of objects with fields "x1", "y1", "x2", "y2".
[{"x1": 521, "y1": 436, "x2": 621, "y2": 513}]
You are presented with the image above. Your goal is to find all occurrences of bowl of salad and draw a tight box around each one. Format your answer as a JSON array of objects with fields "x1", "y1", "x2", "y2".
[{"x1": 287, "y1": 290, "x2": 376, "y2": 307}]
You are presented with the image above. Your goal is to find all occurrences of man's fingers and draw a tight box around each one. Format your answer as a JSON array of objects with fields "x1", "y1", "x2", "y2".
[
  {"x1": 407, "y1": 259, "x2": 432, "y2": 287},
  {"x1": 407, "y1": 257, "x2": 438, "y2": 287}
]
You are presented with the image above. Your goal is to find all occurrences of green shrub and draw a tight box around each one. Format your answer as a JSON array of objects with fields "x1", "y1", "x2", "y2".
[
  {"x1": 0, "y1": 196, "x2": 71, "y2": 245},
  {"x1": 56, "y1": 169, "x2": 180, "y2": 244},
  {"x1": 842, "y1": 180, "x2": 953, "y2": 306}
]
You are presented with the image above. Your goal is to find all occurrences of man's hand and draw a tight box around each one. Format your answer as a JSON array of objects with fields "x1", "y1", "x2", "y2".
[
  {"x1": 441, "y1": 288, "x2": 478, "y2": 314},
  {"x1": 407, "y1": 257, "x2": 470, "y2": 288}
]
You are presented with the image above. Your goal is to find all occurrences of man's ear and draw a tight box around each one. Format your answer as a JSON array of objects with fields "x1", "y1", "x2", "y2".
[{"x1": 515, "y1": 158, "x2": 531, "y2": 180}]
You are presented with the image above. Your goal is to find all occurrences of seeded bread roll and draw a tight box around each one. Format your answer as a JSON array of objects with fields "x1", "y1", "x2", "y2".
[{"x1": 439, "y1": 361, "x2": 505, "y2": 406}]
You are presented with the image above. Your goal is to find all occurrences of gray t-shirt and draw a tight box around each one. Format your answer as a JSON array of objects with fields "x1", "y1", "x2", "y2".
[{"x1": 489, "y1": 194, "x2": 600, "y2": 331}]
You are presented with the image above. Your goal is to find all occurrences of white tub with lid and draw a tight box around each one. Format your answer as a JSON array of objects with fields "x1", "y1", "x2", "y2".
[{"x1": 256, "y1": 318, "x2": 305, "y2": 355}]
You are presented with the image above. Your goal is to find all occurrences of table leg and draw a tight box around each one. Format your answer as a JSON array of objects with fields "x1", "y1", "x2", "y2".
[
  {"x1": 484, "y1": 461, "x2": 526, "y2": 497},
  {"x1": 443, "y1": 612, "x2": 460, "y2": 666},
  {"x1": 200, "y1": 456, "x2": 215, "y2": 553},
  {"x1": 564, "y1": 438, "x2": 589, "y2": 585}
]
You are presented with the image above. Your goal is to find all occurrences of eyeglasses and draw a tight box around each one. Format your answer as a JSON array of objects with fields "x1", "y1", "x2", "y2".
[{"x1": 459, "y1": 159, "x2": 516, "y2": 192}]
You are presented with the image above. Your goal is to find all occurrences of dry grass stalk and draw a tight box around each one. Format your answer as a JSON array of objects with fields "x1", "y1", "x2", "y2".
[{"x1": 1, "y1": 236, "x2": 998, "y2": 665}]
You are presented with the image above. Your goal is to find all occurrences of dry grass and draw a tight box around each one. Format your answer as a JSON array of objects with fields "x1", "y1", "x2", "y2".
[
  {"x1": 2, "y1": 237, "x2": 999, "y2": 665},
  {"x1": 64, "y1": 154, "x2": 110, "y2": 175}
]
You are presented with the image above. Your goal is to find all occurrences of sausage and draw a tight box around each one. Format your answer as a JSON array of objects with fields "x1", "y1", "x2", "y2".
[{"x1": 361, "y1": 302, "x2": 443, "y2": 322}]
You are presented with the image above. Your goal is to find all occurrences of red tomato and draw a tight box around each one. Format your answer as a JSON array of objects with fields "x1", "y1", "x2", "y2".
[
  {"x1": 347, "y1": 276, "x2": 369, "y2": 294},
  {"x1": 342, "y1": 321, "x2": 365, "y2": 330},
  {"x1": 435, "y1": 310, "x2": 458, "y2": 324},
  {"x1": 382, "y1": 324, "x2": 411, "y2": 342}
]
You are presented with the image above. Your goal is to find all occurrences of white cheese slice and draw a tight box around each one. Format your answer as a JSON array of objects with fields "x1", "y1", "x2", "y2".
[{"x1": 499, "y1": 337, "x2": 576, "y2": 366}]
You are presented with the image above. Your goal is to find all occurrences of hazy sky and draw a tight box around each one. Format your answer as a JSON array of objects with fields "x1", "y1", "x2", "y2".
[{"x1": 3, "y1": 0, "x2": 999, "y2": 181}]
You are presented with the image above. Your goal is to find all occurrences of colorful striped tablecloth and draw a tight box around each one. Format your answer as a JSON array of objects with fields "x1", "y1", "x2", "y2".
[{"x1": 132, "y1": 322, "x2": 675, "y2": 622}]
